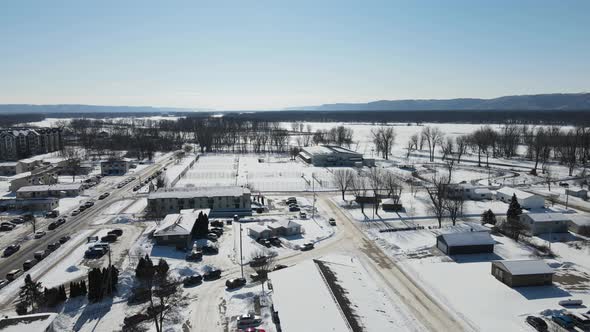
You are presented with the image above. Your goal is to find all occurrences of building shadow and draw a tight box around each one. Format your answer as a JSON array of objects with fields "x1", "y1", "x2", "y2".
[
  {"x1": 72, "y1": 296, "x2": 115, "y2": 331},
  {"x1": 150, "y1": 244, "x2": 186, "y2": 260},
  {"x1": 513, "y1": 285, "x2": 571, "y2": 300},
  {"x1": 451, "y1": 252, "x2": 504, "y2": 264},
  {"x1": 538, "y1": 233, "x2": 581, "y2": 243}
]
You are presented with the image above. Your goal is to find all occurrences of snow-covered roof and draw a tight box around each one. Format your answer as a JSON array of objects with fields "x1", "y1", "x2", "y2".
[
  {"x1": 268, "y1": 219, "x2": 301, "y2": 230},
  {"x1": 153, "y1": 209, "x2": 209, "y2": 237},
  {"x1": 0, "y1": 313, "x2": 57, "y2": 331},
  {"x1": 437, "y1": 232, "x2": 495, "y2": 247},
  {"x1": 149, "y1": 186, "x2": 250, "y2": 199},
  {"x1": 474, "y1": 188, "x2": 491, "y2": 194},
  {"x1": 248, "y1": 224, "x2": 270, "y2": 233},
  {"x1": 269, "y1": 260, "x2": 350, "y2": 332},
  {"x1": 0, "y1": 162, "x2": 18, "y2": 167},
  {"x1": 496, "y1": 187, "x2": 536, "y2": 199},
  {"x1": 301, "y1": 145, "x2": 361, "y2": 156},
  {"x1": 493, "y1": 260, "x2": 554, "y2": 276},
  {"x1": 521, "y1": 212, "x2": 572, "y2": 223},
  {"x1": 569, "y1": 214, "x2": 590, "y2": 227},
  {"x1": 17, "y1": 183, "x2": 82, "y2": 192}
]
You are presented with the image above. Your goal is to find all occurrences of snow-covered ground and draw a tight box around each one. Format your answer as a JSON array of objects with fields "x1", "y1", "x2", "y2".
[{"x1": 175, "y1": 154, "x2": 337, "y2": 192}]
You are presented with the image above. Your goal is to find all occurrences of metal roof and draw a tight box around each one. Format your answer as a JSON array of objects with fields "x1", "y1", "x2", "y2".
[
  {"x1": 494, "y1": 260, "x2": 554, "y2": 275},
  {"x1": 149, "y1": 186, "x2": 250, "y2": 199},
  {"x1": 438, "y1": 232, "x2": 495, "y2": 247}
]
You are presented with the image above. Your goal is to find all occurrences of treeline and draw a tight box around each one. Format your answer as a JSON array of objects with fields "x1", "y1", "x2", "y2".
[
  {"x1": 220, "y1": 110, "x2": 590, "y2": 125},
  {"x1": 0, "y1": 114, "x2": 46, "y2": 127}
]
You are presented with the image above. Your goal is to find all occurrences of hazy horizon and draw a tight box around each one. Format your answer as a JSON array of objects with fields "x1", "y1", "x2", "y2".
[{"x1": 2, "y1": 0, "x2": 589, "y2": 110}]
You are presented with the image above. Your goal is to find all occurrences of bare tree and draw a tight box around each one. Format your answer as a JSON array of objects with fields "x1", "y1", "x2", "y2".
[
  {"x1": 62, "y1": 146, "x2": 82, "y2": 182},
  {"x1": 251, "y1": 250, "x2": 276, "y2": 292},
  {"x1": 350, "y1": 173, "x2": 370, "y2": 214},
  {"x1": 455, "y1": 135, "x2": 468, "y2": 164},
  {"x1": 421, "y1": 126, "x2": 444, "y2": 162},
  {"x1": 406, "y1": 133, "x2": 419, "y2": 159},
  {"x1": 444, "y1": 197, "x2": 464, "y2": 225},
  {"x1": 371, "y1": 127, "x2": 396, "y2": 160},
  {"x1": 425, "y1": 173, "x2": 450, "y2": 227},
  {"x1": 383, "y1": 171, "x2": 403, "y2": 206},
  {"x1": 332, "y1": 169, "x2": 355, "y2": 201},
  {"x1": 367, "y1": 168, "x2": 384, "y2": 213}
]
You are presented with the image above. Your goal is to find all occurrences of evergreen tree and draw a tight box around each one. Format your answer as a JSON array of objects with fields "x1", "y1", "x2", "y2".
[
  {"x1": 19, "y1": 274, "x2": 43, "y2": 313},
  {"x1": 59, "y1": 285, "x2": 67, "y2": 302},
  {"x1": 506, "y1": 194, "x2": 522, "y2": 221},
  {"x1": 88, "y1": 268, "x2": 103, "y2": 301},
  {"x1": 80, "y1": 280, "x2": 87, "y2": 295},
  {"x1": 69, "y1": 282, "x2": 76, "y2": 298},
  {"x1": 481, "y1": 209, "x2": 497, "y2": 225}
]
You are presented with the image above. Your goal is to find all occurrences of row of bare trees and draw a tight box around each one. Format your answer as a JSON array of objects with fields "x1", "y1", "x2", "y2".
[{"x1": 332, "y1": 168, "x2": 403, "y2": 213}]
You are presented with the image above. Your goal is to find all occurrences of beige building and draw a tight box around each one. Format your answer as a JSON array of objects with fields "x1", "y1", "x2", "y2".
[
  {"x1": 148, "y1": 187, "x2": 251, "y2": 217},
  {"x1": 0, "y1": 127, "x2": 62, "y2": 161},
  {"x1": 16, "y1": 183, "x2": 83, "y2": 198},
  {"x1": 101, "y1": 159, "x2": 130, "y2": 176},
  {"x1": 9, "y1": 166, "x2": 58, "y2": 192}
]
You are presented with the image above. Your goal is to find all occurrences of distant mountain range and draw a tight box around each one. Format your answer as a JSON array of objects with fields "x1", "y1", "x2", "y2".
[
  {"x1": 1, "y1": 93, "x2": 589, "y2": 114},
  {"x1": 0, "y1": 104, "x2": 204, "y2": 114},
  {"x1": 285, "y1": 93, "x2": 590, "y2": 111}
]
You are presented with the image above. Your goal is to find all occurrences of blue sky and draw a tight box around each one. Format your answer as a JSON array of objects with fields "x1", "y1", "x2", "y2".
[{"x1": 1, "y1": 0, "x2": 589, "y2": 110}]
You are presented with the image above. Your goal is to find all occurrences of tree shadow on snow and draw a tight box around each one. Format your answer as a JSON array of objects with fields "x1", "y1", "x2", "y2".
[
  {"x1": 513, "y1": 285, "x2": 571, "y2": 300},
  {"x1": 72, "y1": 296, "x2": 115, "y2": 332},
  {"x1": 150, "y1": 245, "x2": 186, "y2": 260}
]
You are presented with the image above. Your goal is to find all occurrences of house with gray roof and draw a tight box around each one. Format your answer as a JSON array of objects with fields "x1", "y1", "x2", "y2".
[
  {"x1": 436, "y1": 232, "x2": 495, "y2": 255},
  {"x1": 519, "y1": 212, "x2": 570, "y2": 236}
]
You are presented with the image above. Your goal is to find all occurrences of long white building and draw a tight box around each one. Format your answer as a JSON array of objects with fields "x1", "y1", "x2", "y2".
[
  {"x1": 496, "y1": 187, "x2": 545, "y2": 209},
  {"x1": 148, "y1": 186, "x2": 251, "y2": 217}
]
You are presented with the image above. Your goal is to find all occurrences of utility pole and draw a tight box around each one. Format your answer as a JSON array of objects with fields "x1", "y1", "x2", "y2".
[{"x1": 237, "y1": 215, "x2": 244, "y2": 279}]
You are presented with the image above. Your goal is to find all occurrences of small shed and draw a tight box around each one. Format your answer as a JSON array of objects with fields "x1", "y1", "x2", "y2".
[
  {"x1": 566, "y1": 188, "x2": 588, "y2": 199},
  {"x1": 568, "y1": 214, "x2": 590, "y2": 235},
  {"x1": 436, "y1": 232, "x2": 495, "y2": 255},
  {"x1": 491, "y1": 260, "x2": 554, "y2": 287}
]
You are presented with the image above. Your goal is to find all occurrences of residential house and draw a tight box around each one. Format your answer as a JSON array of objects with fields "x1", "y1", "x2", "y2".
[
  {"x1": 101, "y1": 159, "x2": 130, "y2": 176},
  {"x1": 519, "y1": 212, "x2": 570, "y2": 236},
  {"x1": 153, "y1": 209, "x2": 210, "y2": 248},
  {"x1": 496, "y1": 187, "x2": 545, "y2": 209}
]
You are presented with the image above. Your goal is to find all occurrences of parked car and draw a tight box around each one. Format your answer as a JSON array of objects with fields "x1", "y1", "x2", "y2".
[
  {"x1": 78, "y1": 205, "x2": 87, "y2": 211},
  {"x1": 47, "y1": 242, "x2": 61, "y2": 252},
  {"x1": 48, "y1": 222, "x2": 59, "y2": 230},
  {"x1": 559, "y1": 182, "x2": 570, "y2": 187},
  {"x1": 238, "y1": 328, "x2": 266, "y2": 332},
  {"x1": 257, "y1": 239, "x2": 271, "y2": 248},
  {"x1": 566, "y1": 312, "x2": 590, "y2": 330},
  {"x1": 84, "y1": 201, "x2": 95, "y2": 208},
  {"x1": 34, "y1": 250, "x2": 47, "y2": 261},
  {"x1": 92, "y1": 243, "x2": 110, "y2": 253},
  {"x1": 71, "y1": 209, "x2": 81, "y2": 216},
  {"x1": 34, "y1": 231, "x2": 46, "y2": 239},
  {"x1": 273, "y1": 264, "x2": 287, "y2": 271},
  {"x1": 108, "y1": 229, "x2": 123, "y2": 237},
  {"x1": 6, "y1": 269, "x2": 23, "y2": 281},
  {"x1": 559, "y1": 299, "x2": 583, "y2": 307},
  {"x1": 98, "y1": 192, "x2": 110, "y2": 200},
  {"x1": 299, "y1": 212, "x2": 307, "y2": 219},
  {"x1": 525, "y1": 316, "x2": 547, "y2": 331},
  {"x1": 203, "y1": 269, "x2": 222, "y2": 281},
  {"x1": 236, "y1": 313, "x2": 262, "y2": 327},
  {"x1": 10, "y1": 218, "x2": 25, "y2": 224},
  {"x1": 0, "y1": 279, "x2": 9, "y2": 290},
  {"x1": 124, "y1": 313, "x2": 150, "y2": 327},
  {"x1": 269, "y1": 237, "x2": 282, "y2": 246},
  {"x1": 23, "y1": 259, "x2": 36, "y2": 271},
  {"x1": 202, "y1": 245, "x2": 219, "y2": 255},
  {"x1": 289, "y1": 206, "x2": 300, "y2": 212},
  {"x1": 249, "y1": 273, "x2": 266, "y2": 282},
  {"x1": 45, "y1": 210, "x2": 59, "y2": 218},
  {"x1": 329, "y1": 218, "x2": 336, "y2": 226},
  {"x1": 186, "y1": 250, "x2": 203, "y2": 261},
  {"x1": 207, "y1": 233, "x2": 219, "y2": 241},
  {"x1": 301, "y1": 242, "x2": 315, "y2": 251},
  {"x1": 183, "y1": 274, "x2": 203, "y2": 287},
  {"x1": 211, "y1": 220, "x2": 224, "y2": 227},
  {"x1": 0, "y1": 224, "x2": 15, "y2": 232},
  {"x1": 85, "y1": 248, "x2": 106, "y2": 259},
  {"x1": 59, "y1": 235, "x2": 71, "y2": 244},
  {"x1": 3, "y1": 244, "x2": 20, "y2": 257},
  {"x1": 225, "y1": 278, "x2": 246, "y2": 289},
  {"x1": 101, "y1": 234, "x2": 118, "y2": 243},
  {"x1": 552, "y1": 315, "x2": 574, "y2": 329}
]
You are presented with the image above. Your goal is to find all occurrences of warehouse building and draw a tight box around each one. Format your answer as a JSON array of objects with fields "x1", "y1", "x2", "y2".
[
  {"x1": 299, "y1": 145, "x2": 374, "y2": 167},
  {"x1": 148, "y1": 186, "x2": 251, "y2": 217},
  {"x1": 491, "y1": 260, "x2": 554, "y2": 287},
  {"x1": 496, "y1": 187, "x2": 545, "y2": 209},
  {"x1": 436, "y1": 232, "x2": 495, "y2": 255}
]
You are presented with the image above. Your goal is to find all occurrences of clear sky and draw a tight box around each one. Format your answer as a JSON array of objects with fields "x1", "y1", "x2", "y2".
[{"x1": 1, "y1": 0, "x2": 589, "y2": 110}]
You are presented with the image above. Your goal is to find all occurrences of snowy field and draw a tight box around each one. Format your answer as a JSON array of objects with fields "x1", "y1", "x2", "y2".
[{"x1": 175, "y1": 154, "x2": 337, "y2": 192}]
